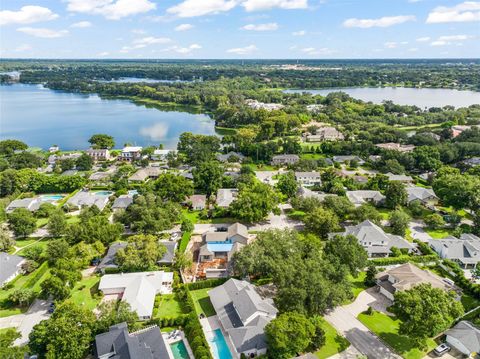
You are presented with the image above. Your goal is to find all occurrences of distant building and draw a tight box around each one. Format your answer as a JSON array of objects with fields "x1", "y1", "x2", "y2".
[
  {"x1": 158, "y1": 241, "x2": 178, "y2": 266},
  {"x1": 112, "y1": 194, "x2": 134, "y2": 211},
  {"x1": 48, "y1": 146, "x2": 59, "y2": 153},
  {"x1": 245, "y1": 99, "x2": 284, "y2": 111},
  {"x1": 48, "y1": 152, "x2": 81, "y2": 165},
  {"x1": 216, "y1": 152, "x2": 246, "y2": 163},
  {"x1": 94, "y1": 322, "x2": 170, "y2": 359},
  {"x1": 151, "y1": 149, "x2": 177, "y2": 161},
  {"x1": 429, "y1": 234, "x2": 480, "y2": 269},
  {"x1": 346, "y1": 191, "x2": 385, "y2": 207},
  {"x1": 332, "y1": 155, "x2": 365, "y2": 165},
  {"x1": 85, "y1": 148, "x2": 110, "y2": 162},
  {"x1": 271, "y1": 154, "x2": 300, "y2": 166},
  {"x1": 97, "y1": 242, "x2": 127, "y2": 274},
  {"x1": 216, "y1": 188, "x2": 239, "y2": 208},
  {"x1": 295, "y1": 171, "x2": 321, "y2": 186},
  {"x1": 376, "y1": 143, "x2": 415, "y2": 153},
  {"x1": 306, "y1": 127, "x2": 344, "y2": 142},
  {"x1": 297, "y1": 187, "x2": 333, "y2": 202},
  {"x1": 6, "y1": 197, "x2": 42, "y2": 213},
  {"x1": 128, "y1": 167, "x2": 163, "y2": 182},
  {"x1": 121, "y1": 146, "x2": 143, "y2": 161},
  {"x1": 186, "y1": 194, "x2": 207, "y2": 210},
  {"x1": 66, "y1": 190, "x2": 111, "y2": 211},
  {"x1": 452, "y1": 125, "x2": 480, "y2": 138},
  {"x1": 0, "y1": 253, "x2": 25, "y2": 286},
  {"x1": 405, "y1": 186, "x2": 438, "y2": 206},
  {"x1": 464, "y1": 157, "x2": 480, "y2": 167},
  {"x1": 386, "y1": 173, "x2": 413, "y2": 183}
]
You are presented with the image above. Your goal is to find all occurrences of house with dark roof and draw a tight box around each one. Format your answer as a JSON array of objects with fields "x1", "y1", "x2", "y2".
[
  {"x1": 429, "y1": 234, "x2": 480, "y2": 269},
  {"x1": 94, "y1": 322, "x2": 170, "y2": 359},
  {"x1": 112, "y1": 195, "x2": 134, "y2": 211},
  {"x1": 0, "y1": 252, "x2": 25, "y2": 286},
  {"x1": 157, "y1": 241, "x2": 177, "y2": 265},
  {"x1": 208, "y1": 279, "x2": 278, "y2": 357},
  {"x1": 97, "y1": 242, "x2": 127, "y2": 274},
  {"x1": 445, "y1": 321, "x2": 480, "y2": 357},
  {"x1": 405, "y1": 186, "x2": 438, "y2": 206}
]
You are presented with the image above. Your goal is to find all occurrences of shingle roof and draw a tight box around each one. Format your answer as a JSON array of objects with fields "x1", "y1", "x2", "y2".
[
  {"x1": 157, "y1": 241, "x2": 177, "y2": 264},
  {"x1": 406, "y1": 187, "x2": 437, "y2": 203},
  {"x1": 112, "y1": 195, "x2": 134, "y2": 209},
  {"x1": 446, "y1": 321, "x2": 480, "y2": 354},
  {"x1": 0, "y1": 252, "x2": 24, "y2": 285},
  {"x1": 98, "y1": 242, "x2": 127, "y2": 270},
  {"x1": 429, "y1": 234, "x2": 480, "y2": 264}
]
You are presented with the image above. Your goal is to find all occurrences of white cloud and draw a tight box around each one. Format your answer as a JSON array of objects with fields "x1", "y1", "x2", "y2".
[
  {"x1": 426, "y1": 2, "x2": 480, "y2": 23},
  {"x1": 416, "y1": 36, "x2": 430, "y2": 42},
  {"x1": 430, "y1": 34, "x2": 474, "y2": 46},
  {"x1": 134, "y1": 36, "x2": 172, "y2": 45},
  {"x1": 132, "y1": 29, "x2": 146, "y2": 34},
  {"x1": 98, "y1": 51, "x2": 110, "y2": 56},
  {"x1": 66, "y1": 0, "x2": 156, "y2": 20},
  {"x1": 167, "y1": 0, "x2": 238, "y2": 18},
  {"x1": 292, "y1": 30, "x2": 306, "y2": 36},
  {"x1": 17, "y1": 27, "x2": 68, "y2": 38},
  {"x1": 70, "y1": 21, "x2": 92, "y2": 28},
  {"x1": 0, "y1": 6, "x2": 58, "y2": 26},
  {"x1": 242, "y1": 0, "x2": 308, "y2": 12},
  {"x1": 384, "y1": 41, "x2": 398, "y2": 49},
  {"x1": 408, "y1": 48, "x2": 418, "y2": 52},
  {"x1": 14, "y1": 44, "x2": 32, "y2": 52},
  {"x1": 226, "y1": 44, "x2": 258, "y2": 54},
  {"x1": 175, "y1": 23, "x2": 194, "y2": 31},
  {"x1": 241, "y1": 22, "x2": 278, "y2": 31},
  {"x1": 343, "y1": 15, "x2": 416, "y2": 28},
  {"x1": 301, "y1": 47, "x2": 335, "y2": 55},
  {"x1": 167, "y1": 43, "x2": 202, "y2": 54}
]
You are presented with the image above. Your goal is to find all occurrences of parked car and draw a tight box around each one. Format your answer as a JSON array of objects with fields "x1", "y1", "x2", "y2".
[
  {"x1": 170, "y1": 232, "x2": 179, "y2": 241},
  {"x1": 433, "y1": 343, "x2": 451, "y2": 356}
]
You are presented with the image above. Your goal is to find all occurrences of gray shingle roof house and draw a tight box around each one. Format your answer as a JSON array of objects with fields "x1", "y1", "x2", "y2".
[
  {"x1": 297, "y1": 187, "x2": 334, "y2": 202},
  {"x1": 346, "y1": 190, "x2": 386, "y2": 207},
  {"x1": 67, "y1": 190, "x2": 111, "y2": 211},
  {"x1": 0, "y1": 252, "x2": 25, "y2": 286},
  {"x1": 94, "y1": 322, "x2": 170, "y2": 359},
  {"x1": 429, "y1": 234, "x2": 480, "y2": 269},
  {"x1": 332, "y1": 155, "x2": 365, "y2": 165},
  {"x1": 112, "y1": 195, "x2": 134, "y2": 211},
  {"x1": 405, "y1": 186, "x2": 438, "y2": 205},
  {"x1": 97, "y1": 242, "x2": 127, "y2": 273},
  {"x1": 216, "y1": 189, "x2": 238, "y2": 208},
  {"x1": 157, "y1": 241, "x2": 177, "y2": 265},
  {"x1": 6, "y1": 197, "x2": 42, "y2": 213},
  {"x1": 445, "y1": 321, "x2": 480, "y2": 356},
  {"x1": 208, "y1": 279, "x2": 278, "y2": 357},
  {"x1": 271, "y1": 154, "x2": 300, "y2": 166},
  {"x1": 334, "y1": 220, "x2": 415, "y2": 258},
  {"x1": 216, "y1": 152, "x2": 246, "y2": 163},
  {"x1": 385, "y1": 173, "x2": 414, "y2": 183}
]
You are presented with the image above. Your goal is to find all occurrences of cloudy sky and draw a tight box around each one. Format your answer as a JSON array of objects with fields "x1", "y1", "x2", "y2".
[{"x1": 0, "y1": 0, "x2": 479, "y2": 59}]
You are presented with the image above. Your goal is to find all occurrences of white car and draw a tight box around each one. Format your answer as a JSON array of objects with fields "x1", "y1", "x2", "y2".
[
  {"x1": 433, "y1": 343, "x2": 451, "y2": 357},
  {"x1": 170, "y1": 232, "x2": 180, "y2": 241}
]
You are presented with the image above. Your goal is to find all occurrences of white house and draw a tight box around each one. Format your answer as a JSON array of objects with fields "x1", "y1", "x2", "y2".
[
  {"x1": 6, "y1": 197, "x2": 42, "y2": 213},
  {"x1": 120, "y1": 146, "x2": 143, "y2": 161},
  {"x1": 0, "y1": 253, "x2": 25, "y2": 286},
  {"x1": 295, "y1": 172, "x2": 321, "y2": 187}
]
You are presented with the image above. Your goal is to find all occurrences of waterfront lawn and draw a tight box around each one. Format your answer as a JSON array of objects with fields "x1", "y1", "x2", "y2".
[
  {"x1": 358, "y1": 311, "x2": 436, "y2": 359},
  {"x1": 154, "y1": 294, "x2": 185, "y2": 319},
  {"x1": 190, "y1": 288, "x2": 216, "y2": 317},
  {"x1": 315, "y1": 318, "x2": 350, "y2": 359},
  {"x1": 67, "y1": 275, "x2": 101, "y2": 311}
]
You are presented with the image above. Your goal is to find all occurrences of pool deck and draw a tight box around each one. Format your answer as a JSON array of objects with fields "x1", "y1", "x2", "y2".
[
  {"x1": 163, "y1": 330, "x2": 195, "y2": 359},
  {"x1": 200, "y1": 315, "x2": 239, "y2": 359}
]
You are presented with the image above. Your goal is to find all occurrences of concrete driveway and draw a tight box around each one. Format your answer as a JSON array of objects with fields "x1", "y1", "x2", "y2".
[{"x1": 409, "y1": 220, "x2": 432, "y2": 242}]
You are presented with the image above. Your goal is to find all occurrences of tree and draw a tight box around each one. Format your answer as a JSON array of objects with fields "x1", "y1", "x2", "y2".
[
  {"x1": 177, "y1": 132, "x2": 221, "y2": 164},
  {"x1": 0, "y1": 328, "x2": 26, "y2": 359},
  {"x1": 304, "y1": 207, "x2": 340, "y2": 239},
  {"x1": 76, "y1": 153, "x2": 93, "y2": 171},
  {"x1": 324, "y1": 235, "x2": 368, "y2": 277},
  {"x1": 88, "y1": 134, "x2": 115, "y2": 149},
  {"x1": 47, "y1": 209, "x2": 67, "y2": 237},
  {"x1": 0, "y1": 227, "x2": 15, "y2": 251},
  {"x1": 364, "y1": 265, "x2": 378, "y2": 286},
  {"x1": 193, "y1": 161, "x2": 223, "y2": 197},
  {"x1": 175, "y1": 251, "x2": 193, "y2": 271},
  {"x1": 40, "y1": 275, "x2": 71, "y2": 300},
  {"x1": 389, "y1": 209, "x2": 410, "y2": 236},
  {"x1": 323, "y1": 195, "x2": 354, "y2": 221},
  {"x1": 7, "y1": 208, "x2": 36, "y2": 237},
  {"x1": 0, "y1": 139, "x2": 28, "y2": 156},
  {"x1": 9, "y1": 152, "x2": 43, "y2": 170},
  {"x1": 154, "y1": 173, "x2": 194, "y2": 202},
  {"x1": 309, "y1": 316, "x2": 326, "y2": 351},
  {"x1": 46, "y1": 238, "x2": 70, "y2": 265},
  {"x1": 95, "y1": 301, "x2": 138, "y2": 334},
  {"x1": 8, "y1": 288, "x2": 36, "y2": 307},
  {"x1": 413, "y1": 146, "x2": 442, "y2": 171},
  {"x1": 385, "y1": 181, "x2": 408, "y2": 209},
  {"x1": 180, "y1": 218, "x2": 194, "y2": 233},
  {"x1": 29, "y1": 302, "x2": 95, "y2": 359},
  {"x1": 424, "y1": 214, "x2": 445, "y2": 230},
  {"x1": 230, "y1": 182, "x2": 279, "y2": 223},
  {"x1": 276, "y1": 172, "x2": 298, "y2": 199},
  {"x1": 115, "y1": 234, "x2": 167, "y2": 272},
  {"x1": 36, "y1": 203, "x2": 56, "y2": 218},
  {"x1": 352, "y1": 204, "x2": 382, "y2": 225},
  {"x1": 265, "y1": 312, "x2": 315, "y2": 359},
  {"x1": 392, "y1": 283, "x2": 464, "y2": 344}
]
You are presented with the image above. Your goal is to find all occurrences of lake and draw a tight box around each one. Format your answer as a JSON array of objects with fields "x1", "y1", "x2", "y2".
[
  {"x1": 0, "y1": 84, "x2": 216, "y2": 150},
  {"x1": 284, "y1": 87, "x2": 480, "y2": 108}
]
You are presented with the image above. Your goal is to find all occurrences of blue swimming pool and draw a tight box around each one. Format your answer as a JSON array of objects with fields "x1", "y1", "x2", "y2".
[
  {"x1": 40, "y1": 194, "x2": 64, "y2": 202},
  {"x1": 170, "y1": 340, "x2": 190, "y2": 359},
  {"x1": 209, "y1": 329, "x2": 232, "y2": 359},
  {"x1": 94, "y1": 191, "x2": 113, "y2": 196}
]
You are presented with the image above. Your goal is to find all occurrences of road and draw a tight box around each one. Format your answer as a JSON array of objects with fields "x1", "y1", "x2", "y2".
[{"x1": 409, "y1": 220, "x2": 432, "y2": 242}]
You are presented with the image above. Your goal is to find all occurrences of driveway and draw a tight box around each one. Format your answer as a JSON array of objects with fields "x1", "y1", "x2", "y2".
[
  {"x1": 0, "y1": 299, "x2": 52, "y2": 346},
  {"x1": 325, "y1": 289, "x2": 400, "y2": 359},
  {"x1": 409, "y1": 220, "x2": 432, "y2": 242},
  {"x1": 249, "y1": 204, "x2": 304, "y2": 231}
]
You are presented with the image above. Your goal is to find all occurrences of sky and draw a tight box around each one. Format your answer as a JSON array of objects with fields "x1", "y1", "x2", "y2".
[{"x1": 0, "y1": 0, "x2": 479, "y2": 59}]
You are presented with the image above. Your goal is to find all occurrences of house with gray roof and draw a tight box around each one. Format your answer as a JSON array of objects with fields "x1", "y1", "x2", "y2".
[
  {"x1": 332, "y1": 155, "x2": 365, "y2": 165},
  {"x1": 216, "y1": 188, "x2": 238, "y2": 208},
  {"x1": 157, "y1": 241, "x2": 177, "y2": 265},
  {"x1": 295, "y1": 171, "x2": 321, "y2": 187},
  {"x1": 405, "y1": 186, "x2": 438, "y2": 206},
  {"x1": 97, "y1": 242, "x2": 127, "y2": 274},
  {"x1": 386, "y1": 173, "x2": 413, "y2": 183},
  {"x1": 94, "y1": 322, "x2": 170, "y2": 359},
  {"x1": 6, "y1": 197, "x2": 42, "y2": 213},
  {"x1": 217, "y1": 152, "x2": 246, "y2": 163},
  {"x1": 0, "y1": 252, "x2": 25, "y2": 286},
  {"x1": 67, "y1": 190, "x2": 111, "y2": 211},
  {"x1": 200, "y1": 223, "x2": 249, "y2": 263},
  {"x1": 271, "y1": 154, "x2": 300, "y2": 166},
  {"x1": 208, "y1": 279, "x2": 278, "y2": 357},
  {"x1": 112, "y1": 195, "x2": 134, "y2": 211},
  {"x1": 445, "y1": 321, "x2": 480, "y2": 357},
  {"x1": 346, "y1": 190, "x2": 385, "y2": 207},
  {"x1": 297, "y1": 187, "x2": 334, "y2": 202},
  {"x1": 429, "y1": 234, "x2": 480, "y2": 269},
  {"x1": 334, "y1": 220, "x2": 415, "y2": 258}
]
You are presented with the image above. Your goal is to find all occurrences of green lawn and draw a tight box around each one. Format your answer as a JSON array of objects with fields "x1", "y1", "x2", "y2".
[
  {"x1": 66, "y1": 215, "x2": 81, "y2": 224},
  {"x1": 348, "y1": 272, "x2": 368, "y2": 299},
  {"x1": 182, "y1": 210, "x2": 200, "y2": 224},
  {"x1": 66, "y1": 275, "x2": 101, "y2": 311},
  {"x1": 154, "y1": 294, "x2": 185, "y2": 319},
  {"x1": 36, "y1": 218, "x2": 49, "y2": 228},
  {"x1": 315, "y1": 318, "x2": 350, "y2": 359},
  {"x1": 461, "y1": 293, "x2": 480, "y2": 312},
  {"x1": 190, "y1": 288, "x2": 216, "y2": 317},
  {"x1": 16, "y1": 240, "x2": 49, "y2": 257},
  {"x1": 358, "y1": 311, "x2": 436, "y2": 359},
  {"x1": 15, "y1": 238, "x2": 42, "y2": 248},
  {"x1": 426, "y1": 228, "x2": 454, "y2": 239},
  {"x1": 178, "y1": 231, "x2": 192, "y2": 253},
  {"x1": 378, "y1": 209, "x2": 391, "y2": 220}
]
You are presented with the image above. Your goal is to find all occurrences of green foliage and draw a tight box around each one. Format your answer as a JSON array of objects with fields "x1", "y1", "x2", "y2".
[
  {"x1": 304, "y1": 207, "x2": 340, "y2": 239},
  {"x1": 0, "y1": 139, "x2": 28, "y2": 156},
  {"x1": 8, "y1": 208, "x2": 36, "y2": 237},
  {"x1": 8, "y1": 288, "x2": 36, "y2": 307},
  {"x1": 365, "y1": 265, "x2": 378, "y2": 287},
  {"x1": 88, "y1": 134, "x2": 115, "y2": 149},
  {"x1": 276, "y1": 171, "x2": 298, "y2": 199},
  {"x1": 115, "y1": 234, "x2": 167, "y2": 272},
  {"x1": 193, "y1": 161, "x2": 223, "y2": 197},
  {"x1": 433, "y1": 167, "x2": 480, "y2": 210},
  {"x1": 352, "y1": 204, "x2": 382, "y2": 225},
  {"x1": 424, "y1": 213, "x2": 445, "y2": 230},
  {"x1": 230, "y1": 181, "x2": 279, "y2": 223},
  {"x1": 47, "y1": 209, "x2": 67, "y2": 237},
  {"x1": 389, "y1": 209, "x2": 411, "y2": 236},
  {"x1": 95, "y1": 301, "x2": 139, "y2": 334},
  {"x1": 385, "y1": 181, "x2": 408, "y2": 209},
  {"x1": 180, "y1": 218, "x2": 194, "y2": 233},
  {"x1": 155, "y1": 173, "x2": 194, "y2": 202},
  {"x1": 0, "y1": 227, "x2": 15, "y2": 251},
  {"x1": 177, "y1": 132, "x2": 221, "y2": 164},
  {"x1": 76, "y1": 153, "x2": 93, "y2": 171},
  {"x1": 322, "y1": 195, "x2": 354, "y2": 221},
  {"x1": 66, "y1": 214, "x2": 123, "y2": 245},
  {"x1": 324, "y1": 235, "x2": 368, "y2": 277},
  {"x1": 0, "y1": 328, "x2": 25, "y2": 359}
]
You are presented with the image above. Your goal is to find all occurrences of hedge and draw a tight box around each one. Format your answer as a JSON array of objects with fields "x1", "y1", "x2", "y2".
[
  {"x1": 148, "y1": 314, "x2": 189, "y2": 328},
  {"x1": 23, "y1": 261, "x2": 49, "y2": 289},
  {"x1": 443, "y1": 260, "x2": 480, "y2": 300},
  {"x1": 184, "y1": 278, "x2": 228, "y2": 290},
  {"x1": 413, "y1": 239, "x2": 436, "y2": 256},
  {"x1": 369, "y1": 254, "x2": 438, "y2": 266}
]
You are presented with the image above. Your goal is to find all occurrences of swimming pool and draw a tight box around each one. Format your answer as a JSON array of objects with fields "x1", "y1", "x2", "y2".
[
  {"x1": 94, "y1": 191, "x2": 113, "y2": 196},
  {"x1": 170, "y1": 340, "x2": 190, "y2": 359},
  {"x1": 39, "y1": 194, "x2": 65, "y2": 202},
  {"x1": 209, "y1": 329, "x2": 232, "y2": 359}
]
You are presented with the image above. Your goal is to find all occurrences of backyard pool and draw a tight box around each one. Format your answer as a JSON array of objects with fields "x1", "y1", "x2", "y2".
[
  {"x1": 94, "y1": 191, "x2": 114, "y2": 197},
  {"x1": 209, "y1": 329, "x2": 232, "y2": 359},
  {"x1": 39, "y1": 194, "x2": 65, "y2": 202},
  {"x1": 170, "y1": 340, "x2": 190, "y2": 359}
]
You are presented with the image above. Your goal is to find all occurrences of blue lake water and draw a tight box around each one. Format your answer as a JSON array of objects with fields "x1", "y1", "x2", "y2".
[
  {"x1": 0, "y1": 84, "x2": 216, "y2": 150},
  {"x1": 284, "y1": 87, "x2": 480, "y2": 108}
]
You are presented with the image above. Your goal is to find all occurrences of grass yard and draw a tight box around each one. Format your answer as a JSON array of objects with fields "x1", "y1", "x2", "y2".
[
  {"x1": 15, "y1": 240, "x2": 49, "y2": 257},
  {"x1": 315, "y1": 318, "x2": 350, "y2": 359},
  {"x1": 300, "y1": 153, "x2": 325, "y2": 160},
  {"x1": 190, "y1": 288, "x2": 216, "y2": 317},
  {"x1": 66, "y1": 215, "x2": 81, "y2": 224},
  {"x1": 178, "y1": 231, "x2": 192, "y2": 253},
  {"x1": 461, "y1": 293, "x2": 480, "y2": 312},
  {"x1": 67, "y1": 275, "x2": 101, "y2": 311},
  {"x1": 154, "y1": 294, "x2": 185, "y2": 319},
  {"x1": 426, "y1": 228, "x2": 454, "y2": 239},
  {"x1": 348, "y1": 272, "x2": 368, "y2": 299},
  {"x1": 182, "y1": 210, "x2": 200, "y2": 224},
  {"x1": 378, "y1": 209, "x2": 391, "y2": 220},
  {"x1": 358, "y1": 311, "x2": 436, "y2": 359},
  {"x1": 36, "y1": 218, "x2": 49, "y2": 228}
]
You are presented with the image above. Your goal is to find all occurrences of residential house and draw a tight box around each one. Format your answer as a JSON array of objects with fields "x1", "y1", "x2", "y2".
[
  {"x1": 66, "y1": 190, "x2": 111, "y2": 211},
  {"x1": 120, "y1": 146, "x2": 143, "y2": 162},
  {"x1": 297, "y1": 187, "x2": 333, "y2": 202},
  {"x1": 346, "y1": 191, "x2": 385, "y2": 207},
  {"x1": 96, "y1": 242, "x2": 127, "y2": 274},
  {"x1": 375, "y1": 143, "x2": 415, "y2": 153},
  {"x1": 429, "y1": 234, "x2": 480, "y2": 269},
  {"x1": 112, "y1": 195, "x2": 134, "y2": 212},
  {"x1": 48, "y1": 145, "x2": 59, "y2": 153},
  {"x1": 208, "y1": 279, "x2": 278, "y2": 357},
  {"x1": 48, "y1": 152, "x2": 81, "y2": 165},
  {"x1": 445, "y1": 321, "x2": 480, "y2": 357},
  {"x1": 6, "y1": 197, "x2": 42, "y2": 213},
  {"x1": 452, "y1": 125, "x2": 480, "y2": 138},
  {"x1": 245, "y1": 99, "x2": 284, "y2": 111},
  {"x1": 271, "y1": 154, "x2": 300, "y2": 166},
  {"x1": 216, "y1": 188, "x2": 238, "y2": 208},
  {"x1": 405, "y1": 186, "x2": 438, "y2": 206},
  {"x1": 217, "y1": 152, "x2": 246, "y2": 163},
  {"x1": 375, "y1": 263, "x2": 457, "y2": 301},
  {"x1": 128, "y1": 167, "x2": 163, "y2": 182},
  {"x1": 332, "y1": 155, "x2": 365, "y2": 165},
  {"x1": 98, "y1": 271, "x2": 173, "y2": 320},
  {"x1": 306, "y1": 127, "x2": 344, "y2": 142},
  {"x1": 94, "y1": 322, "x2": 170, "y2": 359},
  {"x1": 89, "y1": 172, "x2": 111, "y2": 182},
  {"x1": 85, "y1": 148, "x2": 110, "y2": 161},
  {"x1": 295, "y1": 172, "x2": 321, "y2": 187},
  {"x1": 186, "y1": 194, "x2": 207, "y2": 210},
  {"x1": 335, "y1": 220, "x2": 415, "y2": 258},
  {"x1": 158, "y1": 241, "x2": 178, "y2": 266},
  {"x1": 386, "y1": 173, "x2": 414, "y2": 183},
  {"x1": 151, "y1": 149, "x2": 177, "y2": 161},
  {"x1": 0, "y1": 253, "x2": 25, "y2": 286}
]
